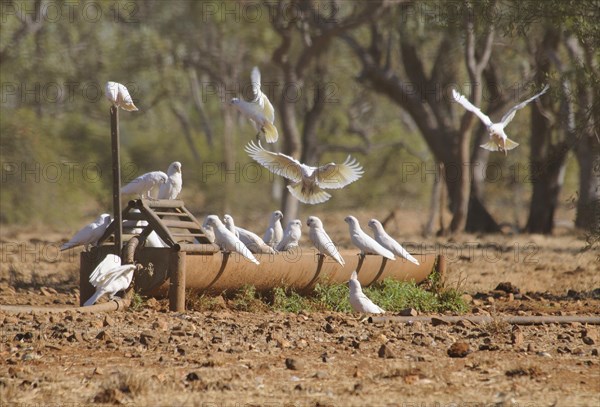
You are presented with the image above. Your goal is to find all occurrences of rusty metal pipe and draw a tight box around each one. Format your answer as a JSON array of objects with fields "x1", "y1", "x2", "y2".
[
  {"x1": 368, "y1": 315, "x2": 600, "y2": 325},
  {"x1": 0, "y1": 298, "x2": 130, "y2": 314}
]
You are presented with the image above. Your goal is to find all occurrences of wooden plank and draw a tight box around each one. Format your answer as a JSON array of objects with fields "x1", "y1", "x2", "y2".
[
  {"x1": 171, "y1": 232, "x2": 205, "y2": 237},
  {"x1": 161, "y1": 219, "x2": 202, "y2": 230},
  {"x1": 143, "y1": 199, "x2": 185, "y2": 209},
  {"x1": 154, "y1": 211, "x2": 188, "y2": 217},
  {"x1": 139, "y1": 201, "x2": 177, "y2": 246}
]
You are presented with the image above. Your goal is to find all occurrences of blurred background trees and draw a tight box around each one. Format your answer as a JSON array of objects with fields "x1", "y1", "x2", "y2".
[{"x1": 1, "y1": 0, "x2": 598, "y2": 236}]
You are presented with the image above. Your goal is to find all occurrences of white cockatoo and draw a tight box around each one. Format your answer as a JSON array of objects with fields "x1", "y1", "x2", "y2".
[
  {"x1": 263, "y1": 210, "x2": 284, "y2": 248},
  {"x1": 276, "y1": 219, "x2": 302, "y2": 252},
  {"x1": 61, "y1": 213, "x2": 112, "y2": 251},
  {"x1": 230, "y1": 66, "x2": 278, "y2": 143},
  {"x1": 344, "y1": 216, "x2": 395, "y2": 260},
  {"x1": 223, "y1": 214, "x2": 275, "y2": 254},
  {"x1": 121, "y1": 171, "x2": 168, "y2": 199},
  {"x1": 452, "y1": 85, "x2": 549, "y2": 155},
  {"x1": 204, "y1": 215, "x2": 259, "y2": 265},
  {"x1": 348, "y1": 271, "x2": 385, "y2": 314},
  {"x1": 367, "y1": 219, "x2": 419, "y2": 265},
  {"x1": 158, "y1": 161, "x2": 183, "y2": 200},
  {"x1": 201, "y1": 216, "x2": 216, "y2": 244},
  {"x1": 245, "y1": 140, "x2": 364, "y2": 204},
  {"x1": 84, "y1": 254, "x2": 138, "y2": 306},
  {"x1": 105, "y1": 81, "x2": 138, "y2": 111},
  {"x1": 307, "y1": 216, "x2": 344, "y2": 266}
]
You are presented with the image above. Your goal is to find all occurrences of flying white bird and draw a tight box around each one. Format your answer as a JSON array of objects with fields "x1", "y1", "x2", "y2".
[
  {"x1": 263, "y1": 210, "x2": 284, "y2": 248},
  {"x1": 452, "y1": 85, "x2": 549, "y2": 155},
  {"x1": 368, "y1": 219, "x2": 419, "y2": 265},
  {"x1": 223, "y1": 214, "x2": 276, "y2": 254},
  {"x1": 344, "y1": 216, "x2": 395, "y2": 260},
  {"x1": 105, "y1": 81, "x2": 138, "y2": 111},
  {"x1": 61, "y1": 213, "x2": 112, "y2": 251},
  {"x1": 276, "y1": 219, "x2": 302, "y2": 252},
  {"x1": 121, "y1": 171, "x2": 168, "y2": 199},
  {"x1": 307, "y1": 216, "x2": 344, "y2": 266},
  {"x1": 230, "y1": 66, "x2": 279, "y2": 143},
  {"x1": 348, "y1": 271, "x2": 385, "y2": 314},
  {"x1": 245, "y1": 140, "x2": 364, "y2": 204},
  {"x1": 158, "y1": 161, "x2": 183, "y2": 200},
  {"x1": 204, "y1": 215, "x2": 259, "y2": 265},
  {"x1": 84, "y1": 254, "x2": 138, "y2": 306}
]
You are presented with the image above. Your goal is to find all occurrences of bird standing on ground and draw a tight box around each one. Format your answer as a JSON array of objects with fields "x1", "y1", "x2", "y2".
[
  {"x1": 307, "y1": 216, "x2": 344, "y2": 266},
  {"x1": 204, "y1": 215, "x2": 259, "y2": 265},
  {"x1": 158, "y1": 161, "x2": 183, "y2": 200},
  {"x1": 344, "y1": 216, "x2": 395, "y2": 260},
  {"x1": 245, "y1": 140, "x2": 364, "y2": 204},
  {"x1": 452, "y1": 85, "x2": 549, "y2": 155},
  {"x1": 348, "y1": 271, "x2": 385, "y2": 314},
  {"x1": 84, "y1": 254, "x2": 139, "y2": 306},
  {"x1": 367, "y1": 219, "x2": 419, "y2": 265},
  {"x1": 276, "y1": 219, "x2": 302, "y2": 252},
  {"x1": 121, "y1": 171, "x2": 168, "y2": 199},
  {"x1": 230, "y1": 67, "x2": 278, "y2": 143},
  {"x1": 61, "y1": 213, "x2": 112, "y2": 251},
  {"x1": 105, "y1": 81, "x2": 138, "y2": 111},
  {"x1": 263, "y1": 210, "x2": 284, "y2": 248}
]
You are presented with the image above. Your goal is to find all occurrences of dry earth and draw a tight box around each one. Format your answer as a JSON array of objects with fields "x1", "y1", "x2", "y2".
[{"x1": 1, "y1": 210, "x2": 599, "y2": 406}]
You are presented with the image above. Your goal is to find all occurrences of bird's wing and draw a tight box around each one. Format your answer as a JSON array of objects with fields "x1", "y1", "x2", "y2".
[
  {"x1": 250, "y1": 66, "x2": 262, "y2": 102},
  {"x1": 316, "y1": 156, "x2": 364, "y2": 189},
  {"x1": 102, "y1": 265, "x2": 135, "y2": 293},
  {"x1": 314, "y1": 228, "x2": 344, "y2": 265},
  {"x1": 61, "y1": 223, "x2": 95, "y2": 250},
  {"x1": 500, "y1": 84, "x2": 549, "y2": 126},
  {"x1": 262, "y1": 94, "x2": 275, "y2": 124},
  {"x1": 121, "y1": 173, "x2": 152, "y2": 194},
  {"x1": 382, "y1": 234, "x2": 419, "y2": 265},
  {"x1": 157, "y1": 182, "x2": 172, "y2": 199},
  {"x1": 357, "y1": 233, "x2": 395, "y2": 260},
  {"x1": 452, "y1": 89, "x2": 493, "y2": 127},
  {"x1": 89, "y1": 254, "x2": 122, "y2": 287},
  {"x1": 245, "y1": 141, "x2": 304, "y2": 182}
]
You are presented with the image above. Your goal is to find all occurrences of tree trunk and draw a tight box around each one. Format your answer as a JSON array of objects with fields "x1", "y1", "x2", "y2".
[{"x1": 573, "y1": 130, "x2": 600, "y2": 230}]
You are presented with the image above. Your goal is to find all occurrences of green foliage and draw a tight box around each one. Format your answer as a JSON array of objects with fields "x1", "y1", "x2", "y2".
[
  {"x1": 230, "y1": 285, "x2": 267, "y2": 312},
  {"x1": 130, "y1": 292, "x2": 145, "y2": 312},
  {"x1": 271, "y1": 287, "x2": 311, "y2": 313}
]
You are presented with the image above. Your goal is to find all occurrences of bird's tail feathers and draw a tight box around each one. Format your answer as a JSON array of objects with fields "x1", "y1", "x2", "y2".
[
  {"x1": 83, "y1": 290, "x2": 104, "y2": 306},
  {"x1": 480, "y1": 140, "x2": 500, "y2": 152},
  {"x1": 503, "y1": 138, "x2": 519, "y2": 151},
  {"x1": 122, "y1": 102, "x2": 138, "y2": 111},
  {"x1": 262, "y1": 121, "x2": 279, "y2": 143},
  {"x1": 287, "y1": 184, "x2": 331, "y2": 205}
]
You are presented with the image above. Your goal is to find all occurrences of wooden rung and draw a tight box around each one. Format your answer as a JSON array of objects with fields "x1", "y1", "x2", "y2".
[
  {"x1": 154, "y1": 211, "x2": 187, "y2": 217},
  {"x1": 162, "y1": 219, "x2": 201, "y2": 229},
  {"x1": 142, "y1": 199, "x2": 184, "y2": 209},
  {"x1": 171, "y1": 232, "x2": 205, "y2": 237}
]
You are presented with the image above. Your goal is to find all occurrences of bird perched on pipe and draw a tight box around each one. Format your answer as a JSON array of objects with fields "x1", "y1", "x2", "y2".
[
  {"x1": 121, "y1": 171, "x2": 168, "y2": 199},
  {"x1": 344, "y1": 216, "x2": 395, "y2": 260},
  {"x1": 277, "y1": 219, "x2": 302, "y2": 252},
  {"x1": 307, "y1": 216, "x2": 344, "y2": 266},
  {"x1": 204, "y1": 215, "x2": 259, "y2": 265},
  {"x1": 230, "y1": 66, "x2": 279, "y2": 143},
  {"x1": 158, "y1": 161, "x2": 183, "y2": 200},
  {"x1": 368, "y1": 219, "x2": 419, "y2": 265},
  {"x1": 105, "y1": 81, "x2": 138, "y2": 111},
  {"x1": 452, "y1": 85, "x2": 549, "y2": 155},
  {"x1": 263, "y1": 210, "x2": 284, "y2": 248},
  {"x1": 61, "y1": 213, "x2": 112, "y2": 251},
  {"x1": 223, "y1": 214, "x2": 276, "y2": 254},
  {"x1": 84, "y1": 254, "x2": 141, "y2": 306},
  {"x1": 245, "y1": 140, "x2": 364, "y2": 204},
  {"x1": 348, "y1": 271, "x2": 385, "y2": 314}
]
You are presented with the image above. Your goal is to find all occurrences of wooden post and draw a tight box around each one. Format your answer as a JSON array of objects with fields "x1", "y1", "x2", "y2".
[
  {"x1": 435, "y1": 254, "x2": 446, "y2": 278},
  {"x1": 79, "y1": 252, "x2": 95, "y2": 306},
  {"x1": 169, "y1": 251, "x2": 186, "y2": 312},
  {"x1": 110, "y1": 105, "x2": 123, "y2": 254}
]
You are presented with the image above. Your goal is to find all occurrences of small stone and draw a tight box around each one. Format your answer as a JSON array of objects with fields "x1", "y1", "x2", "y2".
[
  {"x1": 448, "y1": 342, "x2": 470, "y2": 358},
  {"x1": 486, "y1": 296, "x2": 495, "y2": 304},
  {"x1": 582, "y1": 337, "x2": 595, "y2": 345},
  {"x1": 511, "y1": 331, "x2": 524, "y2": 347},
  {"x1": 285, "y1": 358, "x2": 302, "y2": 370},
  {"x1": 103, "y1": 316, "x2": 115, "y2": 327},
  {"x1": 186, "y1": 372, "x2": 200, "y2": 381},
  {"x1": 400, "y1": 308, "x2": 418, "y2": 317},
  {"x1": 324, "y1": 323, "x2": 336, "y2": 334},
  {"x1": 313, "y1": 371, "x2": 328, "y2": 379},
  {"x1": 378, "y1": 344, "x2": 395, "y2": 359},
  {"x1": 572, "y1": 347, "x2": 585, "y2": 355},
  {"x1": 431, "y1": 317, "x2": 448, "y2": 326},
  {"x1": 145, "y1": 297, "x2": 160, "y2": 309},
  {"x1": 93, "y1": 367, "x2": 104, "y2": 375},
  {"x1": 140, "y1": 331, "x2": 158, "y2": 346},
  {"x1": 95, "y1": 330, "x2": 111, "y2": 341},
  {"x1": 177, "y1": 345, "x2": 190, "y2": 356},
  {"x1": 495, "y1": 282, "x2": 520, "y2": 294},
  {"x1": 461, "y1": 294, "x2": 473, "y2": 303},
  {"x1": 591, "y1": 349, "x2": 598, "y2": 356}
]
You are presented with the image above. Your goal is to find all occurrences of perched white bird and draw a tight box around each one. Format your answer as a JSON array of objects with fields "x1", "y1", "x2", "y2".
[
  {"x1": 344, "y1": 216, "x2": 395, "y2": 260},
  {"x1": 61, "y1": 213, "x2": 112, "y2": 251},
  {"x1": 245, "y1": 140, "x2": 364, "y2": 204},
  {"x1": 276, "y1": 219, "x2": 302, "y2": 252},
  {"x1": 201, "y1": 217, "x2": 216, "y2": 244},
  {"x1": 263, "y1": 210, "x2": 284, "y2": 248},
  {"x1": 348, "y1": 271, "x2": 385, "y2": 314},
  {"x1": 368, "y1": 219, "x2": 419, "y2": 265},
  {"x1": 230, "y1": 66, "x2": 279, "y2": 143},
  {"x1": 158, "y1": 161, "x2": 183, "y2": 200},
  {"x1": 223, "y1": 214, "x2": 275, "y2": 254},
  {"x1": 204, "y1": 215, "x2": 259, "y2": 265},
  {"x1": 307, "y1": 216, "x2": 344, "y2": 266},
  {"x1": 84, "y1": 254, "x2": 138, "y2": 306},
  {"x1": 121, "y1": 171, "x2": 168, "y2": 199},
  {"x1": 105, "y1": 81, "x2": 138, "y2": 111},
  {"x1": 452, "y1": 85, "x2": 549, "y2": 155}
]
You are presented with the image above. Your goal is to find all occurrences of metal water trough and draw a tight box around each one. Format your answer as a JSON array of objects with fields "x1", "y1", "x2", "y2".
[{"x1": 79, "y1": 199, "x2": 445, "y2": 311}]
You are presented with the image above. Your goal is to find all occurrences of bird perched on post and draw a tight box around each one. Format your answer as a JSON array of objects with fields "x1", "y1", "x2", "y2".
[
  {"x1": 245, "y1": 140, "x2": 364, "y2": 204},
  {"x1": 348, "y1": 271, "x2": 385, "y2": 314},
  {"x1": 276, "y1": 219, "x2": 302, "y2": 252},
  {"x1": 121, "y1": 171, "x2": 168, "y2": 199},
  {"x1": 263, "y1": 210, "x2": 284, "y2": 248},
  {"x1": 230, "y1": 66, "x2": 278, "y2": 143},
  {"x1": 204, "y1": 215, "x2": 259, "y2": 265},
  {"x1": 452, "y1": 85, "x2": 549, "y2": 155},
  {"x1": 158, "y1": 161, "x2": 183, "y2": 200},
  {"x1": 105, "y1": 81, "x2": 138, "y2": 111},
  {"x1": 344, "y1": 216, "x2": 395, "y2": 260},
  {"x1": 307, "y1": 216, "x2": 344, "y2": 266},
  {"x1": 84, "y1": 254, "x2": 140, "y2": 306},
  {"x1": 61, "y1": 213, "x2": 112, "y2": 251},
  {"x1": 367, "y1": 219, "x2": 419, "y2": 265}
]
